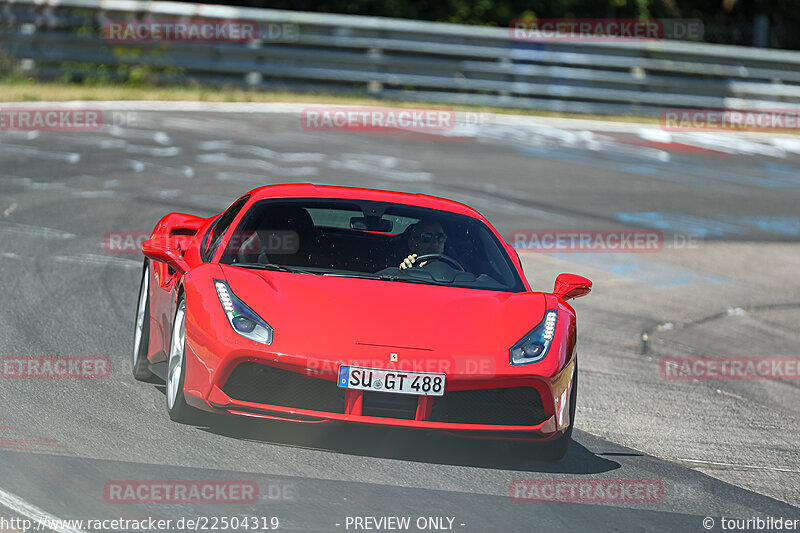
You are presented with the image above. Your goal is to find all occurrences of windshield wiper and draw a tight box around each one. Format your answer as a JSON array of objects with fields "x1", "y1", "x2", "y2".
[
  {"x1": 233, "y1": 263, "x2": 314, "y2": 274},
  {"x1": 234, "y1": 265, "x2": 441, "y2": 283},
  {"x1": 383, "y1": 276, "x2": 436, "y2": 284},
  {"x1": 322, "y1": 272, "x2": 380, "y2": 279},
  {"x1": 322, "y1": 271, "x2": 435, "y2": 284}
]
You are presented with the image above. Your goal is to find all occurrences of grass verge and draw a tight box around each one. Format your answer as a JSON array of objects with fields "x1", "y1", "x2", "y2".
[{"x1": 0, "y1": 80, "x2": 662, "y2": 125}]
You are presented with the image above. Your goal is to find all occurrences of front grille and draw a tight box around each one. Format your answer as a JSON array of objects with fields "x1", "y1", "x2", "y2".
[
  {"x1": 362, "y1": 391, "x2": 419, "y2": 420},
  {"x1": 222, "y1": 362, "x2": 345, "y2": 413},
  {"x1": 428, "y1": 387, "x2": 547, "y2": 426}
]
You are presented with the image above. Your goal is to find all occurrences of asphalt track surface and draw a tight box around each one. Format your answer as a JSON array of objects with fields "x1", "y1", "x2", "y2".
[{"x1": 0, "y1": 102, "x2": 798, "y2": 532}]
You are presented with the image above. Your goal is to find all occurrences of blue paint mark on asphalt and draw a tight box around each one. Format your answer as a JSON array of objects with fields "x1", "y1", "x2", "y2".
[
  {"x1": 664, "y1": 159, "x2": 800, "y2": 190},
  {"x1": 611, "y1": 264, "x2": 637, "y2": 275},
  {"x1": 615, "y1": 212, "x2": 746, "y2": 238},
  {"x1": 551, "y1": 252, "x2": 717, "y2": 287},
  {"x1": 518, "y1": 146, "x2": 731, "y2": 190},
  {"x1": 727, "y1": 216, "x2": 800, "y2": 236},
  {"x1": 517, "y1": 145, "x2": 800, "y2": 192},
  {"x1": 763, "y1": 161, "x2": 800, "y2": 183},
  {"x1": 615, "y1": 212, "x2": 800, "y2": 238}
]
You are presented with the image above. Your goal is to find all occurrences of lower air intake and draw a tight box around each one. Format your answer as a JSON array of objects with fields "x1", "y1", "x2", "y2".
[
  {"x1": 222, "y1": 362, "x2": 345, "y2": 413},
  {"x1": 428, "y1": 387, "x2": 547, "y2": 426}
]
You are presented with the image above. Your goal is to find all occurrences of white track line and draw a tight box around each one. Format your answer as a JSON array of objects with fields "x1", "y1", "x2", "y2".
[
  {"x1": 676, "y1": 457, "x2": 800, "y2": 474},
  {"x1": 0, "y1": 144, "x2": 80, "y2": 163},
  {"x1": 0, "y1": 222, "x2": 75, "y2": 240},
  {"x1": 54, "y1": 254, "x2": 141, "y2": 269},
  {"x1": 0, "y1": 486, "x2": 86, "y2": 533},
  {"x1": 3, "y1": 100, "x2": 798, "y2": 138}
]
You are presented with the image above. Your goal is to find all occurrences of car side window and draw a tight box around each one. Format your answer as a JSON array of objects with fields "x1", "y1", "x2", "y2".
[
  {"x1": 203, "y1": 195, "x2": 250, "y2": 262},
  {"x1": 199, "y1": 215, "x2": 221, "y2": 262},
  {"x1": 475, "y1": 225, "x2": 517, "y2": 285}
]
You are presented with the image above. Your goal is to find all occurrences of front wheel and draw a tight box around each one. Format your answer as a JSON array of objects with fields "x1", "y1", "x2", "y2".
[
  {"x1": 505, "y1": 361, "x2": 577, "y2": 462},
  {"x1": 540, "y1": 362, "x2": 578, "y2": 461},
  {"x1": 166, "y1": 298, "x2": 199, "y2": 423},
  {"x1": 132, "y1": 263, "x2": 154, "y2": 381}
]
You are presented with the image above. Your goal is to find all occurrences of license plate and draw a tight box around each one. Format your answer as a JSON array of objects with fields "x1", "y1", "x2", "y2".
[{"x1": 337, "y1": 365, "x2": 445, "y2": 396}]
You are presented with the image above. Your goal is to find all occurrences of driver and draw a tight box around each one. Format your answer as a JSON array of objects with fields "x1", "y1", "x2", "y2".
[{"x1": 399, "y1": 220, "x2": 447, "y2": 269}]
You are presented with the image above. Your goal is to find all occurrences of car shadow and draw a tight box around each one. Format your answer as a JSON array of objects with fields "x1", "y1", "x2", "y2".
[{"x1": 193, "y1": 411, "x2": 620, "y2": 475}]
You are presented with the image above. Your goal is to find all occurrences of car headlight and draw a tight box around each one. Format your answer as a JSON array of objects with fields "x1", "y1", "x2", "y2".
[
  {"x1": 510, "y1": 310, "x2": 556, "y2": 365},
  {"x1": 214, "y1": 279, "x2": 273, "y2": 345}
]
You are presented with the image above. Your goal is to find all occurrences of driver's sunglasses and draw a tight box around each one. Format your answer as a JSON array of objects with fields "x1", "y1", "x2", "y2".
[{"x1": 417, "y1": 232, "x2": 447, "y2": 243}]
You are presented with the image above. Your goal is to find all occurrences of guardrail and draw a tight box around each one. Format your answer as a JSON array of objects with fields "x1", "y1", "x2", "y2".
[{"x1": 1, "y1": 0, "x2": 800, "y2": 116}]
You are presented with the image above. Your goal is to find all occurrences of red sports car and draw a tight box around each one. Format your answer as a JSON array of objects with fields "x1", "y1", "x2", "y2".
[{"x1": 133, "y1": 184, "x2": 591, "y2": 459}]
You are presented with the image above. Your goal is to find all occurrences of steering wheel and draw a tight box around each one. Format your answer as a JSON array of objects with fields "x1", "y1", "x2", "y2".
[{"x1": 413, "y1": 253, "x2": 466, "y2": 272}]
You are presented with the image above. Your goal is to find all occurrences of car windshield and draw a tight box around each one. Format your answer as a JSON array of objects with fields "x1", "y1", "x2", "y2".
[{"x1": 219, "y1": 198, "x2": 525, "y2": 292}]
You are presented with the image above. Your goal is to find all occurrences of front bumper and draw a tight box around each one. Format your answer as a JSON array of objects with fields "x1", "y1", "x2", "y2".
[
  {"x1": 180, "y1": 278, "x2": 575, "y2": 442},
  {"x1": 210, "y1": 389, "x2": 556, "y2": 434},
  {"x1": 183, "y1": 346, "x2": 572, "y2": 442}
]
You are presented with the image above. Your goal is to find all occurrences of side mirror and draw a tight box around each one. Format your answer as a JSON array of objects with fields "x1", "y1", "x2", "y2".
[
  {"x1": 142, "y1": 238, "x2": 189, "y2": 275},
  {"x1": 553, "y1": 273, "x2": 592, "y2": 300}
]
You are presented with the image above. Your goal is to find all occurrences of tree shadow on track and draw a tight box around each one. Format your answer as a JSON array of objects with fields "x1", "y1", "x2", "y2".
[{"x1": 190, "y1": 411, "x2": 620, "y2": 475}]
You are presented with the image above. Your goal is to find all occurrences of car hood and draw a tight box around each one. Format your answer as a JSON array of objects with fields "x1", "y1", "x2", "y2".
[{"x1": 221, "y1": 266, "x2": 546, "y2": 357}]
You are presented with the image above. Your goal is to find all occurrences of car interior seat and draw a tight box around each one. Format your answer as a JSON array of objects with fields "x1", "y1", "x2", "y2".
[{"x1": 236, "y1": 206, "x2": 317, "y2": 266}]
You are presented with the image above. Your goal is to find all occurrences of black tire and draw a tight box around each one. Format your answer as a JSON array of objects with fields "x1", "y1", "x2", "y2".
[
  {"x1": 539, "y1": 361, "x2": 578, "y2": 461},
  {"x1": 166, "y1": 297, "x2": 200, "y2": 423},
  {"x1": 132, "y1": 263, "x2": 155, "y2": 381}
]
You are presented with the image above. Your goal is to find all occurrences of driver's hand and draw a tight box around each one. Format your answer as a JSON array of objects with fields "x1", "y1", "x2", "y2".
[
  {"x1": 399, "y1": 254, "x2": 430, "y2": 269},
  {"x1": 399, "y1": 253, "x2": 417, "y2": 269}
]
